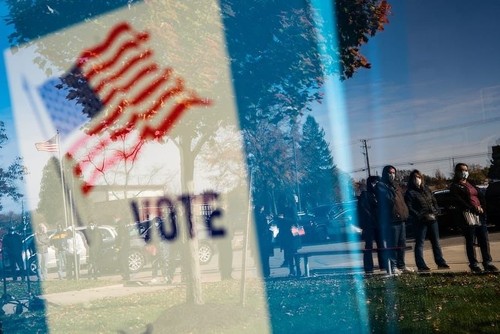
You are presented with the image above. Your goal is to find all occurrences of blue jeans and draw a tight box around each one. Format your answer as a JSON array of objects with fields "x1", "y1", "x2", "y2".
[
  {"x1": 388, "y1": 222, "x2": 406, "y2": 269},
  {"x1": 56, "y1": 250, "x2": 66, "y2": 279},
  {"x1": 37, "y1": 252, "x2": 49, "y2": 280},
  {"x1": 414, "y1": 220, "x2": 447, "y2": 269},
  {"x1": 379, "y1": 221, "x2": 406, "y2": 270}
]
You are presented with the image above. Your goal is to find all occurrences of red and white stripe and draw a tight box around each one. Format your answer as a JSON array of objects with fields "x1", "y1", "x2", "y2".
[
  {"x1": 35, "y1": 135, "x2": 59, "y2": 153},
  {"x1": 65, "y1": 22, "x2": 212, "y2": 194}
]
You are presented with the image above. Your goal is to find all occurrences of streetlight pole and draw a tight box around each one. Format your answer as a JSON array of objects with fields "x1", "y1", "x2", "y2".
[{"x1": 291, "y1": 134, "x2": 301, "y2": 212}]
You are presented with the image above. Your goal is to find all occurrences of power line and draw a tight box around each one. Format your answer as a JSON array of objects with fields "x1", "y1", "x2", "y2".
[
  {"x1": 349, "y1": 151, "x2": 491, "y2": 174},
  {"x1": 362, "y1": 116, "x2": 500, "y2": 142},
  {"x1": 338, "y1": 115, "x2": 500, "y2": 149}
]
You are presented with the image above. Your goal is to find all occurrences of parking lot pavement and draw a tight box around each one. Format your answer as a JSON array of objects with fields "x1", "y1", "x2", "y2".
[
  {"x1": 10, "y1": 231, "x2": 498, "y2": 311},
  {"x1": 269, "y1": 231, "x2": 500, "y2": 277}
]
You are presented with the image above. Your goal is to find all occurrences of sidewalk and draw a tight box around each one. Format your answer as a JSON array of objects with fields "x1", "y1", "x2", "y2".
[
  {"x1": 268, "y1": 231, "x2": 500, "y2": 277},
  {"x1": 7, "y1": 232, "x2": 500, "y2": 312}
]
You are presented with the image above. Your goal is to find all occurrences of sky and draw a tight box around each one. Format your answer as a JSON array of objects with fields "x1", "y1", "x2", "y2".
[
  {"x1": 1, "y1": 0, "x2": 500, "y2": 214},
  {"x1": 321, "y1": 0, "x2": 500, "y2": 180}
]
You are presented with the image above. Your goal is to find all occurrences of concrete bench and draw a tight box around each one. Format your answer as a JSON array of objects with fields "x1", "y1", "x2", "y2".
[{"x1": 294, "y1": 245, "x2": 413, "y2": 277}]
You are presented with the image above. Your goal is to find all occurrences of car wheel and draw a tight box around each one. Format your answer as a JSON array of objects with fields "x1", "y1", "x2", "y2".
[
  {"x1": 29, "y1": 256, "x2": 38, "y2": 275},
  {"x1": 198, "y1": 242, "x2": 213, "y2": 265},
  {"x1": 128, "y1": 250, "x2": 145, "y2": 273}
]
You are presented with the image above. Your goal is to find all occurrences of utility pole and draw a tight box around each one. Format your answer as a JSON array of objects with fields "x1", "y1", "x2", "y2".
[{"x1": 361, "y1": 139, "x2": 371, "y2": 177}]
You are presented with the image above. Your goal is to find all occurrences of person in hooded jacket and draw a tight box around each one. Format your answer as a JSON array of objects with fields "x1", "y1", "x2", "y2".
[
  {"x1": 375, "y1": 165, "x2": 412, "y2": 274},
  {"x1": 405, "y1": 170, "x2": 449, "y2": 272},
  {"x1": 358, "y1": 175, "x2": 384, "y2": 274}
]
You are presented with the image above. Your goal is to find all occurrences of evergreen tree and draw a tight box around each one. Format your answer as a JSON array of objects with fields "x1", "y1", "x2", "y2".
[
  {"x1": 37, "y1": 157, "x2": 92, "y2": 227},
  {"x1": 0, "y1": 121, "x2": 24, "y2": 212},
  {"x1": 37, "y1": 157, "x2": 65, "y2": 225},
  {"x1": 299, "y1": 116, "x2": 339, "y2": 209}
]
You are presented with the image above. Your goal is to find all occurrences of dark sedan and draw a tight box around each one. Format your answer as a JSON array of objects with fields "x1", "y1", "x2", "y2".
[{"x1": 299, "y1": 203, "x2": 362, "y2": 243}]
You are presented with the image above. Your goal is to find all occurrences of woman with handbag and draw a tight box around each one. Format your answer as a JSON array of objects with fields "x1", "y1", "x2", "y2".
[
  {"x1": 450, "y1": 163, "x2": 498, "y2": 273},
  {"x1": 277, "y1": 206, "x2": 302, "y2": 277},
  {"x1": 405, "y1": 170, "x2": 449, "y2": 272}
]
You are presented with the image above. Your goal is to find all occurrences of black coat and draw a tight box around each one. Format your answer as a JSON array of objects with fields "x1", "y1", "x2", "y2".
[
  {"x1": 405, "y1": 186, "x2": 438, "y2": 223},
  {"x1": 358, "y1": 190, "x2": 378, "y2": 230},
  {"x1": 450, "y1": 181, "x2": 485, "y2": 226},
  {"x1": 277, "y1": 217, "x2": 302, "y2": 252}
]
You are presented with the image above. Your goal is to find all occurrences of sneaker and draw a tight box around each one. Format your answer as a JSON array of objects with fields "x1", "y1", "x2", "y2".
[
  {"x1": 389, "y1": 268, "x2": 402, "y2": 276},
  {"x1": 150, "y1": 278, "x2": 159, "y2": 284},
  {"x1": 437, "y1": 264, "x2": 450, "y2": 270},
  {"x1": 484, "y1": 264, "x2": 499, "y2": 272},
  {"x1": 399, "y1": 267, "x2": 415, "y2": 273},
  {"x1": 418, "y1": 267, "x2": 431, "y2": 273},
  {"x1": 470, "y1": 265, "x2": 483, "y2": 273}
]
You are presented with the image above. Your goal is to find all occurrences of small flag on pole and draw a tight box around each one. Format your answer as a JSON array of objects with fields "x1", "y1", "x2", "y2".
[{"x1": 35, "y1": 135, "x2": 58, "y2": 152}]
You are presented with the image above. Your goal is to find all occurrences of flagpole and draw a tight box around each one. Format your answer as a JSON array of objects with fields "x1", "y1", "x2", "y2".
[{"x1": 56, "y1": 131, "x2": 70, "y2": 228}]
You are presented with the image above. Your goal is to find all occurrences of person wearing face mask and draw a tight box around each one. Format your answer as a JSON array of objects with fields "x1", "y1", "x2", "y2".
[
  {"x1": 450, "y1": 163, "x2": 498, "y2": 273},
  {"x1": 358, "y1": 175, "x2": 385, "y2": 274},
  {"x1": 375, "y1": 165, "x2": 413, "y2": 275},
  {"x1": 405, "y1": 170, "x2": 449, "y2": 272}
]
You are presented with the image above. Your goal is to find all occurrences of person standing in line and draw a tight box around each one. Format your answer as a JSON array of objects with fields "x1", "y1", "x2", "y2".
[
  {"x1": 450, "y1": 163, "x2": 498, "y2": 273},
  {"x1": 65, "y1": 228, "x2": 86, "y2": 279},
  {"x1": 358, "y1": 175, "x2": 384, "y2": 274},
  {"x1": 277, "y1": 206, "x2": 302, "y2": 277},
  {"x1": 50, "y1": 224, "x2": 67, "y2": 279},
  {"x1": 35, "y1": 223, "x2": 51, "y2": 281},
  {"x1": 115, "y1": 216, "x2": 131, "y2": 281},
  {"x1": 2, "y1": 226, "x2": 25, "y2": 281},
  {"x1": 86, "y1": 221, "x2": 102, "y2": 280},
  {"x1": 405, "y1": 170, "x2": 449, "y2": 272},
  {"x1": 375, "y1": 165, "x2": 413, "y2": 274}
]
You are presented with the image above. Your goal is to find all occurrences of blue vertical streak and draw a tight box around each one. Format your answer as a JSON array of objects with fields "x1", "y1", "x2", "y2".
[
  {"x1": 310, "y1": 0, "x2": 369, "y2": 332},
  {"x1": 364, "y1": 14, "x2": 399, "y2": 334}
]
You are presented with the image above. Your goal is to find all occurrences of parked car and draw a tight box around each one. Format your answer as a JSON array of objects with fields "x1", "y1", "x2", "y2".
[
  {"x1": 17, "y1": 218, "x2": 220, "y2": 278},
  {"x1": 24, "y1": 224, "x2": 143, "y2": 276},
  {"x1": 433, "y1": 187, "x2": 497, "y2": 235},
  {"x1": 270, "y1": 203, "x2": 362, "y2": 245},
  {"x1": 432, "y1": 189, "x2": 463, "y2": 235},
  {"x1": 132, "y1": 218, "x2": 217, "y2": 271},
  {"x1": 25, "y1": 226, "x2": 116, "y2": 276},
  {"x1": 312, "y1": 204, "x2": 362, "y2": 242}
]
